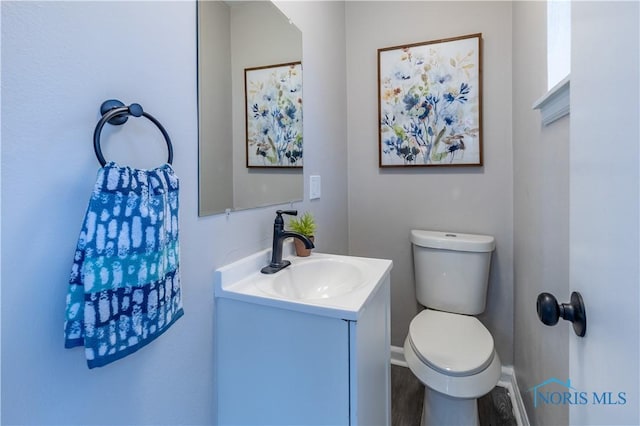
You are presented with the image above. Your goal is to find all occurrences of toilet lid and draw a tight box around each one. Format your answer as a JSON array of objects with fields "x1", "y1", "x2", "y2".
[{"x1": 409, "y1": 309, "x2": 495, "y2": 377}]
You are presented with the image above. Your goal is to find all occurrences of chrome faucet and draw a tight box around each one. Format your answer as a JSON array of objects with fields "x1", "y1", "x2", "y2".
[{"x1": 261, "y1": 210, "x2": 315, "y2": 274}]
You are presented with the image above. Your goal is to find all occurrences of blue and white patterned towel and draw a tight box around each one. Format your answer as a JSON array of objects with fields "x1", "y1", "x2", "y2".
[{"x1": 64, "y1": 162, "x2": 184, "y2": 368}]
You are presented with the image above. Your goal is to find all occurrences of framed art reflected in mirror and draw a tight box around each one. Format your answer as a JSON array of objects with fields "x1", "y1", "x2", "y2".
[{"x1": 245, "y1": 61, "x2": 303, "y2": 169}]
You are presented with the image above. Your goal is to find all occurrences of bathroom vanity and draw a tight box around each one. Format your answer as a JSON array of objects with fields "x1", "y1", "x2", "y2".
[{"x1": 214, "y1": 246, "x2": 392, "y2": 425}]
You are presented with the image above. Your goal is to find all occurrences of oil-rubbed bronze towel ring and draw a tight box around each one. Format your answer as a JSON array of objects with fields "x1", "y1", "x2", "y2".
[{"x1": 93, "y1": 99, "x2": 173, "y2": 167}]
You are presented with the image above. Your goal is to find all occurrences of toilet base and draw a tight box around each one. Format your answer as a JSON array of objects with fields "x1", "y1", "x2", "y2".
[{"x1": 422, "y1": 387, "x2": 479, "y2": 426}]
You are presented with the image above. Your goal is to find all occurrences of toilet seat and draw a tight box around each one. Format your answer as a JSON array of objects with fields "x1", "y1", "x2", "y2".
[{"x1": 408, "y1": 309, "x2": 494, "y2": 377}]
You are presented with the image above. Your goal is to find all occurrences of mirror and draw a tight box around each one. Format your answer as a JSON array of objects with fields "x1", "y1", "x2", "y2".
[{"x1": 197, "y1": 1, "x2": 304, "y2": 216}]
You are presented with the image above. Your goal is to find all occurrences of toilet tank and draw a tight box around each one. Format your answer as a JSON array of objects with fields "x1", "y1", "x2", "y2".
[{"x1": 410, "y1": 230, "x2": 495, "y2": 315}]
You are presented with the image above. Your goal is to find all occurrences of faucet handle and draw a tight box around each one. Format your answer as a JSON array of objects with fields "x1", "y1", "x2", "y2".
[
  {"x1": 274, "y1": 210, "x2": 297, "y2": 226},
  {"x1": 276, "y1": 210, "x2": 297, "y2": 216}
]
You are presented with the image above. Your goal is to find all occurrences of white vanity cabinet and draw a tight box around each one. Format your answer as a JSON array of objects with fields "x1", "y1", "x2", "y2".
[{"x1": 214, "y1": 250, "x2": 392, "y2": 426}]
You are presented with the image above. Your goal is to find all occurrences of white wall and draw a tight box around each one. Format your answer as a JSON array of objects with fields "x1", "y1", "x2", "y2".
[
  {"x1": 0, "y1": 1, "x2": 348, "y2": 424},
  {"x1": 345, "y1": 1, "x2": 515, "y2": 365},
  {"x1": 512, "y1": 2, "x2": 570, "y2": 425}
]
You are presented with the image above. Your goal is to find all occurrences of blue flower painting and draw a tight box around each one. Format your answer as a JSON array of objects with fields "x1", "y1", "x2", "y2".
[
  {"x1": 245, "y1": 62, "x2": 303, "y2": 168},
  {"x1": 378, "y1": 34, "x2": 482, "y2": 167}
]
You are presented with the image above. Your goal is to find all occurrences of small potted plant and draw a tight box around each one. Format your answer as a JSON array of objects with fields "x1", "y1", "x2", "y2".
[{"x1": 288, "y1": 211, "x2": 316, "y2": 257}]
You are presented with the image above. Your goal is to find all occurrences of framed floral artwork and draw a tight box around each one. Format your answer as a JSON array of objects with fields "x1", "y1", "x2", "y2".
[
  {"x1": 245, "y1": 61, "x2": 303, "y2": 168},
  {"x1": 378, "y1": 33, "x2": 483, "y2": 167}
]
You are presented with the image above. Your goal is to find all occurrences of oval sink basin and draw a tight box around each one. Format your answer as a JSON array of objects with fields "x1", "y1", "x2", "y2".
[{"x1": 256, "y1": 257, "x2": 367, "y2": 300}]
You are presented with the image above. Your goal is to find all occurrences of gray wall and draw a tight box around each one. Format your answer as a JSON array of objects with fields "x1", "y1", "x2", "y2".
[
  {"x1": 345, "y1": 1, "x2": 515, "y2": 365},
  {"x1": 512, "y1": 2, "x2": 570, "y2": 425},
  {"x1": 1, "y1": 1, "x2": 348, "y2": 424}
]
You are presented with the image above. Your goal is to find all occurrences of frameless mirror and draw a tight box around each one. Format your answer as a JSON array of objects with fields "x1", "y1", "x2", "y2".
[{"x1": 197, "y1": 0, "x2": 303, "y2": 216}]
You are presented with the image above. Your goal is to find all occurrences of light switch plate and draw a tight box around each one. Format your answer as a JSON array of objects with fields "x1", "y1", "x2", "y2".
[{"x1": 309, "y1": 175, "x2": 321, "y2": 200}]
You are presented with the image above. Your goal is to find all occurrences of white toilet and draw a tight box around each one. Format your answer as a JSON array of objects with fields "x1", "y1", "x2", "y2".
[{"x1": 404, "y1": 230, "x2": 501, "y2": 426}]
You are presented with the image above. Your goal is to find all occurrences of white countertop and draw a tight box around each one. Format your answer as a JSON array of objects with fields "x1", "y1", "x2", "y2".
[{"x1": 214, "y1": 244, "x2": 393, "y2": 321}]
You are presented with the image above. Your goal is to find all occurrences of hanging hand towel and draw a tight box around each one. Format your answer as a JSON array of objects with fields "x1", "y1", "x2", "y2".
[{"x1": 64, "y1": 162, "x2": 184, "y2": 368}]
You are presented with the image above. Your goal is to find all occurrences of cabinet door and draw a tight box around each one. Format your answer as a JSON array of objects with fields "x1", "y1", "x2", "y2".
[{"x1": 216, "y1": 298, "x2": 350, "y2": 425}]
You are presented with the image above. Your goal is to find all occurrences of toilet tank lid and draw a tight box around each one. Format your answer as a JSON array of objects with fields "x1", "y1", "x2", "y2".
[{"x1": 410, "y1": 230, "x2": 495, "y2": 252}]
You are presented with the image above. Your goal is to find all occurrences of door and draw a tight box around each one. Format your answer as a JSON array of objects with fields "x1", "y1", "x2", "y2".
[{"x1": 569, "y1": 2, "x2": 639, "y2": 425}]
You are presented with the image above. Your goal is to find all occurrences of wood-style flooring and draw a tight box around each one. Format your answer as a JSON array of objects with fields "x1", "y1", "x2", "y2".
[{"x1": 391, "y1": 364, "x2": 517, "y2": 426}]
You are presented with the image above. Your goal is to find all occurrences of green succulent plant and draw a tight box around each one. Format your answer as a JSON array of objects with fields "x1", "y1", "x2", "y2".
[{"x1": 288, "y1": 211, "x2": 317, "y2": 237}]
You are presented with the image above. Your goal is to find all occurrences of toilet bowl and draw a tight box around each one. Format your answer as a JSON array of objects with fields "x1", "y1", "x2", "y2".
[
  {"x1": 403, "y1": 310, "x2": 501, "y2": 426},
  {"x1": 406, "y1": 230, "x2": 500, "y2": 426}
]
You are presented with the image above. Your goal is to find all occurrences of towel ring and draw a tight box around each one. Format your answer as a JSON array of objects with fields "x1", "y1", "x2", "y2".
[{"x1": 93, "y1": 99, "x2": 174, "y2": 167}]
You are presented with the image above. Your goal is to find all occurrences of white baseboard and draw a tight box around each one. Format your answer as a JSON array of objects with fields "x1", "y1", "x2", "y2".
[
  {"x1": 498, "y1": 365, "x2": 530, "y2": 426},
  {"x1": 390, "y1": 345, "x2": 530, "y2": 426},
  {"x1": 390, "y1": 344, "x2": 408, "y2": 367}
]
